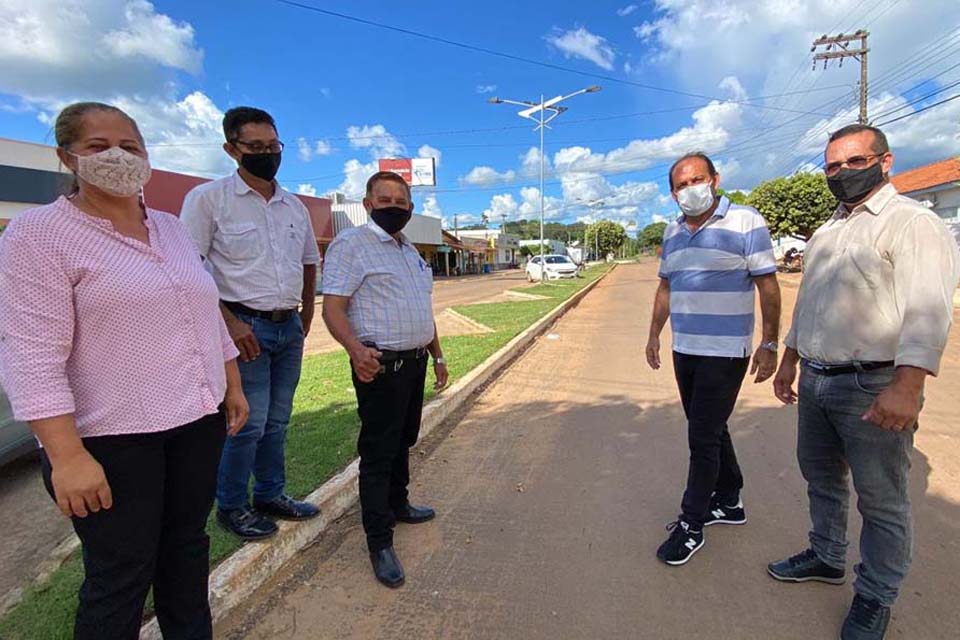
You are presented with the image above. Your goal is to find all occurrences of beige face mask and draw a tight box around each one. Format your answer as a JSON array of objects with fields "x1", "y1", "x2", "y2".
[{"x1": 70, "y1": 147, "x2": 152, "y2": 197}]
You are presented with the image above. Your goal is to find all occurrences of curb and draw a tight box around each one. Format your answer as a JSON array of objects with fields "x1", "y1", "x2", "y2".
[{"x1": 139, "y1": 264, "x2": 616, "y2": 639}]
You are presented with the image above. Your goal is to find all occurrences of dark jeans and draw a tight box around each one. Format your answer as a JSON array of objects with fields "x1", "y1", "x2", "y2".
[
  {"x1": 41, "y1": 411, "x2": 226, "y2": 640},
  {"x1": 673, "y1": 352, "x2": 750, "y2": 529},
  {"x1": 798, "y1": 364, "x2": 914, "y2": 606},
  {"x1": 352, "y1": 353, "x2": 428, "y2": 552},
  {"x1": 217, "y1": 312, "x2": 304, "y2": 511}
]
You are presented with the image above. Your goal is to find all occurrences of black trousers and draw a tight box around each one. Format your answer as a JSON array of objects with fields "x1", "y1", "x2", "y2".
[
  {"x1": 41, "y1": 411, "x2": 226, "y2": 640},
  {"x1": 352, "y1": 354, "x2": 428, "y2": 552},
  {"x1": 673, "y1": 352, "x2": 750, "y2": 529}
]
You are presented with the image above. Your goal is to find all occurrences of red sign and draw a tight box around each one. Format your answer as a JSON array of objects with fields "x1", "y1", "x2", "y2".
[{"x1": 378, "y1": 158, "x2": 412, "y2": 184}]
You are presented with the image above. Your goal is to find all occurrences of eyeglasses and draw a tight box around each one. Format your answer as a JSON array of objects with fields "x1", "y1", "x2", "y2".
[
  {"x1": 232, "y1": 139, "x2": 285, "y2": 154},
  {"x1": 824, "y1": 153, "x2": 884, "y2": 177}
]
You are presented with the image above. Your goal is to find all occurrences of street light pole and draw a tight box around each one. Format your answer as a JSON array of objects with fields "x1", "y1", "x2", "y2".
[{"x1": 489, "y1": 85, "x2": 601, "y2": 281}]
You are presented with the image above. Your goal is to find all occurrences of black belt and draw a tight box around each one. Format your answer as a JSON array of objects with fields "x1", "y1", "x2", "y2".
[
  {"x1": 802, "y1": 359, "x2": 894, "y2": 376},
  {"x1": 363, "y1": 342, "x2": 429, "y2": 363},
  {"x1": 223, "y1": 301, "x2": 297, "y2": 323}
]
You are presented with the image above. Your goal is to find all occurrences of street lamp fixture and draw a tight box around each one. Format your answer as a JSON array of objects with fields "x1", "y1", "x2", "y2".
[{"x1": 488, "y1": 85, "x2": 602, "y2": 281}]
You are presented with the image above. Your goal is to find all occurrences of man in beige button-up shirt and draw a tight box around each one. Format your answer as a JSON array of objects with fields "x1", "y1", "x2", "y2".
[{"x1": 768, "y1": 124, "x2": 960, "y2": 640}]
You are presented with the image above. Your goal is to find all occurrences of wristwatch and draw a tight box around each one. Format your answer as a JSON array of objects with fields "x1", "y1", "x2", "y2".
[
  {"x1": 760, "y1": 341, "x2": 779, "y2": 353},
  {"x1": 434, "y1": 357, "x2": 446, "y2": 365}
]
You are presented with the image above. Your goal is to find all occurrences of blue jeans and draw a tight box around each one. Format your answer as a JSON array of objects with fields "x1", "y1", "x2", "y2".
[
  {"x1": 216, "y1": 313, "x2": 304, "y2": 511},
  {"x1": 798, "y1": 364, "x2": 914, "y2": 606}
]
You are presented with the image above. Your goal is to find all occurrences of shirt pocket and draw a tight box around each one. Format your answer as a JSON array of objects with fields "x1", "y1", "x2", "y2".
[
  {"x1": 838, "y1": 243, "x2": 883, "y2": 290},
  {"x1": 218, "y1": 223, "x2": 261, "y2": 261},
  {"x1": 283, "y1": 221, "x2": 307, "y2": 264}
]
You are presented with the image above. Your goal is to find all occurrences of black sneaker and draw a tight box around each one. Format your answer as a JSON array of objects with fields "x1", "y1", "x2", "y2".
[
  {"x1": 217, "y1": 505, "x2": 278, "y2": 540},
  {"x1": 703, "y1": 495, "x2": 746, "y2": 526},
  {"x1": 841, "y1": 594, "x2": 890, "y2": 639},
  {"x1": 656, "y1": 519, "x2": 704, "y2": 566},
  {"x1": 253, "y1": 494, "x2": 321, "y2": 521},
  {"x1": 767, "y1": 548, "x2": 846, "y2": 585}
]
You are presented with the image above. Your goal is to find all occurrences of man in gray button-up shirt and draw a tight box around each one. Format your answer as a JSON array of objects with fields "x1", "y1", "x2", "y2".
[{"x1": 322, "y1": 171, "x2": 448, "y2": 589}]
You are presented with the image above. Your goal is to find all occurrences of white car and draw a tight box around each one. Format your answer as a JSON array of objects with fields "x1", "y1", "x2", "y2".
[{"x1": 526, "y1": 254, "x2": 578, "y2": 281}]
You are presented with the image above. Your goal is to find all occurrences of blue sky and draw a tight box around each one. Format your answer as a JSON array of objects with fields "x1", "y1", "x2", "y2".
[{"x1": 2, "y1": 0, "x2": 959, "y2": 231}]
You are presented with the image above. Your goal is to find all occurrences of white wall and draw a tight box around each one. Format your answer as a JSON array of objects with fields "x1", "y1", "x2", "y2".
[
  {"x1": 0, "y1": 201, "x2": 37, "y2": 221},
  {"x1": 0, "y1": 138, "x2": 64, "y2": 172}
]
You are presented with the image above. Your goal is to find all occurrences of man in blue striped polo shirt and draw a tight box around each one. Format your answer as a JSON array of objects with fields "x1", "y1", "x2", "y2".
[{"x1": 646, "y1": 152, "x2": 781, "y2": 566}]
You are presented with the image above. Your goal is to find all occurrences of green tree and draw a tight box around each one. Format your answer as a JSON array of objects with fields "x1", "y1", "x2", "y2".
[
  {"x1": 638, "y1": 221, "x2": 668, "y2": 250},
  {"x1": 718, "y1": 188, "x2": 749, "y2": 205},
  {"x1": 746, "y1": 172, "x2": 837, "y2": 240},
  {"x1": 584, "y1": 220, "x2": 627, "y2": 259}
]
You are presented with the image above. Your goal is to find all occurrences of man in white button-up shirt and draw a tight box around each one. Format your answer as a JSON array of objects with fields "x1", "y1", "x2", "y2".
[
  {"x1": 181, "y1": 107, "x2": 321, "y2": 541},
  {"x1": 322, "y1": 171, "x2": 448, "y2": 589},
  {"x1": 769, "y1": 124, "x2": 960, "y2": 640}
]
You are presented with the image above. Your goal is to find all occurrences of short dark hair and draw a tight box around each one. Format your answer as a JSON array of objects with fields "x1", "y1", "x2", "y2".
[
  {"x1": 828, "y1": 124, "x2": 889, "y2": 154},
  {"x1": 222, "y1": 107, "x2": 277, "y2": 142},
  {"x1": 366, "y1": 171, "x2": 412, "y2": 200},
  {"x1": 668, "y1": 152, "x2": 717, "y2": 191}
]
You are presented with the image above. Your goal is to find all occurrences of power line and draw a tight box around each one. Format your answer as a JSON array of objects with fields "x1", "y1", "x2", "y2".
[
  {"x1": 270, "y1": 0, "x2": 853, "y2": 117},
  {"x1": 148, "y1": 84, "x2": 850, "y2": 150},
  {"x1": 875, "y1": 92, "x2": 960, "y2": 126}
]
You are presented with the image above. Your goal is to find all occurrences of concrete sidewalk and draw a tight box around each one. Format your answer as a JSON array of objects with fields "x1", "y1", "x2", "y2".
[{"x1": 220, "y1": 261, "x2": 960, "y2": 640}]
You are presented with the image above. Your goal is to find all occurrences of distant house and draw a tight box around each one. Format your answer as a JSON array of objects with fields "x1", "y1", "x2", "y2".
[{"x1": 891, "y1": 157, "x2": 960, "y2": 223}]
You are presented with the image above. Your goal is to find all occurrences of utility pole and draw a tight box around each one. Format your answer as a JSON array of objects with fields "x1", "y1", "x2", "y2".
[{"x1": 812, "y1": 30, "x2": 870, "y2": 124}]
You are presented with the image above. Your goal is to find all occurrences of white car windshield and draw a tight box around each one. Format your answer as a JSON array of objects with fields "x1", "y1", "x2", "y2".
[{"x1": 545, "y1": 256, "x2": 572, "y2": 264}]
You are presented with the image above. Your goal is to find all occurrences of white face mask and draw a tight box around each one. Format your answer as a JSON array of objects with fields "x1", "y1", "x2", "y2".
[
  {"x1": 70, "y1": 146, "x2": 152, "y2": 197},
  {"x1": 676, "y1": 182, "x2": 715, "y2": 217}
]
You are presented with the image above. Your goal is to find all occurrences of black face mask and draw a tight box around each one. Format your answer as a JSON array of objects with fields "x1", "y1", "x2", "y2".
[
  {"x1": 826, "y1": 162, "x2": 885, "y2": 204},
  {"x1": 239, "y1": 152, "x2": 282, "y2": 181},
  {"x1": 370, "y1": 206, "x2": 412, "y2": 235}
]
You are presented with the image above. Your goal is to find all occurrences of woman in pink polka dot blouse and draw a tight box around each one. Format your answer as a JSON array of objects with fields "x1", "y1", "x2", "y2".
[{"x1": 0, "y1": 102, "x2": 249, "y2": 640}]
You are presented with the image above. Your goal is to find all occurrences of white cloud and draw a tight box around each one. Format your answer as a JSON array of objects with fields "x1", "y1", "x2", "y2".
[
  {"x1": 297, "y1": 184, "x2": 318, "y2": 197},
  {"x1": 521, "y1": 146, "x2": 552, "y2": 177},
  {"x1": 314, "y1": 140, "x2": 332, "y2": 156},
  {"x1": 634, "y1": 0, "x2": 958, "y2": 106},
  {"x1": 719, "y1": 76, "x2": 748, "y2": 102},
  {"x1": 346, "y1": 124, "x2": 406, "y2": 159},
  {"x1": 545, "y1": 27, "x2": 615, "y2": 71},
  {"x1": 551, "y1": 99, "x2": 742, "y2": 178},
  {"x1": 0, "y1": 0, "x2": 204, "y2": 102},
  {"x1": 617, "y1": 4, "x2": 639, "y2": 17},
  {"x1": 114, "y1": 91, "x2": 233, "y2": 178},
  {"x1": 337, "y1": 158, "x2": 378, "y2": 200},
  {"x1": 297, "y1": 137, "x2": 313, "y2": 162},
  {"x1": 102, "y1": 0, "x2": 202, "y2": 74},
  {"x1": 475, "y1": 84, "x2": 497, "y2": 94},
  {"x1": 462, "y1": 166, "x2": 517, "y2": 186},
  {"x1": 418, "y1": 144, "x2": 442, "y2": 167},
  {"x1": 297, "y1": 137, "x2": 333, "y2": 162},
  {"x1": 420, "y1": 193, "x2": 443, "y2": 218}
]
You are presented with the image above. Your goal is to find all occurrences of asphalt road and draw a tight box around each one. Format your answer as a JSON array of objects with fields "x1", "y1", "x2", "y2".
[{"x1": 219, "y1": 261, "x2": 960, "y2": 640}]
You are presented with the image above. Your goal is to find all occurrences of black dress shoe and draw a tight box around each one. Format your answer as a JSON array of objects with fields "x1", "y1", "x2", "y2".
[
  {"x1": 253, "y1": 495, "x2": 321, "y2": 520},
  {"x1": 217, "y1": 506, "x2": 278, "y2": 540},
  {"x1": 370, "y1": 546, "x2": 405, "y2": 588},
  {"x1": 393, "y1": 504, "x2": 435, "y2": 524}
]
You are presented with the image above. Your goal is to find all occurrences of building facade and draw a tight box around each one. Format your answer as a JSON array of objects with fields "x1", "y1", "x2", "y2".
[
  {"x1": 456, "y1": 229, "x2": 520, "y2": 269},
  {"x1": 891, "y1": 157, "x2": 960, "y2": 222}
]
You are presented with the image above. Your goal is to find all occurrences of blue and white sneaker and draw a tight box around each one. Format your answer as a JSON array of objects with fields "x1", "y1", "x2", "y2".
[{"x1": 703, "y1": 495, "x2": 747, "y2": 526}]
